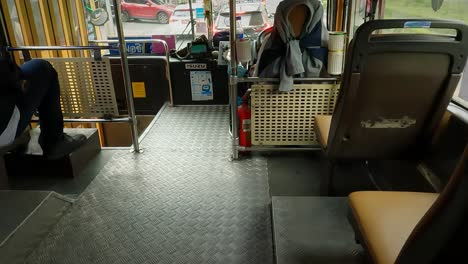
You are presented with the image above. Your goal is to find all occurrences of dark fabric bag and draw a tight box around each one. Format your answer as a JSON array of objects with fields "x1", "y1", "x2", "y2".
[{"x1": 0, "y1": 56, "x2": 21, "y2": 134}]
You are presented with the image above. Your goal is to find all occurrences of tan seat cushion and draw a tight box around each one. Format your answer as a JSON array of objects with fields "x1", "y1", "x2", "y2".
[
  {"x1": 314, "y1": 115, "x2": 332, "y2": 148},
  {"x1": 288, "y1": 5, "x2": 308, "y2": 38},
  {"x1": 349, "y1": 191, "x2": 438, "y2": 264}
]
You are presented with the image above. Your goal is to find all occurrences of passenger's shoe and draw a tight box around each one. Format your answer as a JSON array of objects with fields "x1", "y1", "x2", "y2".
[{"x1": 42, "y1": 133, "x2": 87, "y2": 160}]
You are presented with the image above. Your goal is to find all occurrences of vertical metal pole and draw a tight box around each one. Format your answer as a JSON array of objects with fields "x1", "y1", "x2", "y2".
[
  {"x1": 0, "y1": 3, "x2": 13, "y2": 59},
  {"x1": 104, "y1": 0, "x2": 116, "y2": 39},
  {"x1": 188, "y1": 0, "x2": 196, "y2": 40},
  {"x1": 205, "y1": 0, "x2": 214, "y2": 42},
  {"x1": 162, "y1": 41, "x2": 174, "y2": 106},
  {"x1": 112, "y1": 0, "x2": 141, "y2": 153},
  {"x1": 378, "y1": 0, "x2": 386, "y2": 19},
  {"x1": 0, "y1": 4, "x2": 10, "y2": 49},
  {"x1": 229, "y1": 0, "x2": 238, "y2": 160}
]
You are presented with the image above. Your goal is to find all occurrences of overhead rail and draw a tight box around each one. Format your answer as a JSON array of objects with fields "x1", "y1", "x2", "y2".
[{"x1": 7, "y1": 45, "x2": 115, "y2": 61}]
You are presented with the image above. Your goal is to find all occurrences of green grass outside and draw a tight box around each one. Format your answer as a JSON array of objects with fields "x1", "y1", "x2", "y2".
[
  {"x1": 382, "y1": 0, "x2": 468, "y2": 34},
  {"x1": 385, "y1": 0, "x2": 468, "y2": 23}
]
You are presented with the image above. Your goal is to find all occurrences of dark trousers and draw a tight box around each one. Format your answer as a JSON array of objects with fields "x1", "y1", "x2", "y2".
[{"x1": 16, "y1": 59, "x2": 63, "y2": 147}]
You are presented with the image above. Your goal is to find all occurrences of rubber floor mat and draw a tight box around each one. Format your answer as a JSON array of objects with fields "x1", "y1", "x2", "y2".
[{"x1": 26, "y1": 106, "x2": 273, "y2": 264}]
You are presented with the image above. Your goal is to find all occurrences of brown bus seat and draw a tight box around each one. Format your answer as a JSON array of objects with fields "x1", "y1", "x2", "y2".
[
  {"x1": 288, "y1": 4, "x2": 309, "y2": 38},
  {"x1": 315, "y1": 19, "x2": 468, "y2": 194},
  {"x1": 349, "y1": 191, "x2": 438, "y2": 264},
  {"x1": 349, "y1": 144, "x2": 467, "y2": 264}
]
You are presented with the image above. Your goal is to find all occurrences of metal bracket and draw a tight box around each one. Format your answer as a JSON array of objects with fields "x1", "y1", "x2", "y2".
[
  {"x1": 229, "y1": 75, "x2": 238, "y2": 85},
  {"x1": 93, "y1": 49, "x2": 102, "y2": 61},
  {"x1": 130, "y1": 148, "x2": 144, "y2": 154},
  {"x1": 22, "y1": 50, "x2": 31, "y2": 61}
]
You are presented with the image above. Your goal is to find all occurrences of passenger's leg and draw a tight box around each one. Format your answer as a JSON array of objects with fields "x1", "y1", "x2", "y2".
[
  {"x1": 16, "y1": 59, "x2": 85, "y2": 158},
  {"x1": 16, "y1": 59, "x2": 64, "y2": 145}
]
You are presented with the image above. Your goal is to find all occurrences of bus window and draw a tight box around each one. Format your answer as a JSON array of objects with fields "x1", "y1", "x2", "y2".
[
  {"x1": 454, "y1": 59, "x2": 468, "y2": 108},
  {"x1": 1, "y1": 0, "x2": 205, "y2": 55},
  {"x1": 380, "y1": 0, "x2": 468, "y2": 107},
  {"x1": 381, "y1": 0, "x2": 468, "y2": 35},
  {"x1": 4, "y1": 0, "x2": 24, "y2": 46},
  {"x1": 383, "y1": 0, "x2": 468, "y2": 22}
]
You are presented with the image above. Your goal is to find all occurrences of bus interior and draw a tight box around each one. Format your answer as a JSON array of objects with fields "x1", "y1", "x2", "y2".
[{"x1": 1, "y1": 0, "x2": 468, "y2": 263}]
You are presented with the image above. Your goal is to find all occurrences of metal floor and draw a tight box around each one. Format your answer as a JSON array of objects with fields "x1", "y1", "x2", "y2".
[
  {"x1": 272, "y1": 197, "x2": 363, "y2": 264},
  {"x1": 0, "y1": 191, "x2": 50, "y2": 242},
  {"x1": 26, "y1": 106, "x2": 273, "y2": 264}
]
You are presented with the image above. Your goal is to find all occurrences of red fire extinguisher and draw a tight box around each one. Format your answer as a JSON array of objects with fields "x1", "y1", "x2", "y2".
[{"x1": 238, "y1": 100, "x2": 251, "y2": 147}]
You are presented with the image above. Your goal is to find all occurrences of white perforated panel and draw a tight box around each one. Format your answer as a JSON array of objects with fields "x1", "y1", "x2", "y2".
[
  {"x1": 251, "y1": 84, "x2": 340, "y2": 146},
  {"x1": 45, "y1": 57, "x2": 119, "y2": 117}
]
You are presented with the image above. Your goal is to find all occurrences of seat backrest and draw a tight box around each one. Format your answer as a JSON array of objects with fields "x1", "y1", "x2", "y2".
[
  {"x1": 396, "y1": 143, "x2": 468, "y2": 263},
  {"x1": 255, "y1": 0, "x2": 326, "y2": 78},
  {"x1": 327, "y1": 19, "x2": 468, "y2": 159},
  {"x1": 288, "y1": 4, "x2": 309, "y2": 38}
]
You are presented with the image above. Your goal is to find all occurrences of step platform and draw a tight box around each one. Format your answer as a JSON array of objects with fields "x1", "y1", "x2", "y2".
[
  {"x1": 0, "y1": 190, "x2": 73, "y2": 263},
  {"x1": 0, "y1": 158, "x2": 7, "y2": 190},
  {"x1": 272, "y1": 196, "x2": 364, "y2": 264},
  {"x1": 4, "y1": 128, "x2": 100, "y2": 183}
]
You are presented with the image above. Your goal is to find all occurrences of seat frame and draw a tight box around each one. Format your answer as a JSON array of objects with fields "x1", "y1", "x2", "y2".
[
  {"x1": 348, "y1": 144, "x2": 468, "y2": 264},
  {"x1": 316, "y1": 19, "x2": 468, "y2": 195}
]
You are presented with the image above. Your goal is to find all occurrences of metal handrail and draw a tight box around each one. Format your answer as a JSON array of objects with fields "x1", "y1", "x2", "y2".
[
  {"x1": 7, "y1": 45, "x2": 116, "y2": 61},
  {"x1": 30, "y1": 117, "x2": 132, "y2": 123},
  {"x1": 7, "y1": 46, "x2": 131, "y2": 127},
  {"x1": 4, "y1": 0, "x2": 144, "y2": 153},
  {"x1": 228, "y1": 0, "x2": 239, "y2": 160},
  {"x1": 110, "y1": 0, "x2": 140, "y2": 152},
  {"x1": 8, "y1": 40, "x2": 175, "y2": 151},
  {"x1": 90, "y1": 39, "x2": 174, "y2": 105},
  {"x1": 7, "y1": 45, "x2": 116, "y2": 51},
  {"x1": 238, "y1": 146, "x2": 322, "y2": 151},
  {"x1": 236, "y1": 77, "x2": 340, "y2": 83},
  {"x1": 227, "y1": 0, "x2": 342, "y2": 158}
]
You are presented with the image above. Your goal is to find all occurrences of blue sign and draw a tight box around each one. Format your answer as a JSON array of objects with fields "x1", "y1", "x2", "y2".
[
  {"x1": 404, "y1": 21, "x2": 432, "y2": 28},
  {"x1": 195, "y1": 8, "x2": 204, "y2": 19},
  {"x1": 108, "y1": 36, "x2": 152, "y2": 55}
]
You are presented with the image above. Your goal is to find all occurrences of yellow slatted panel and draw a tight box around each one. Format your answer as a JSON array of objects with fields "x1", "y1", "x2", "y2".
[
  {"x1": 46, "y1": 0, "x2": 69, "y2": 57},
  {"x1": 14, "y1": 0, "x2": 38, "y2": 57},
  {"x1": 74, "y1": 0, "x2": 90, "y2": 57},
  {"x1": 56, "y1": 1, "x2": 75, "y2": 57},
  {"x1": 88, "y1": 0, "x2": 102, "y2": 40},
  {"x1": 251, "y1": 84, "x2": 340, "y2": 146},
  {"x1": 38, "y1": 0, "x2": 58, "y2": 57},
  {"x1": 0, "y1": 0, "x2": 20, "y2": 63},
  {"x1": 64, "y1": 1, "x2": 81, "y2": 57},
  {"x1": 24, "y1": 0, "x2": 50, "y2": 57},
  {"x1": 4, "y1": 0, "x2": 94, "y2": 58}
]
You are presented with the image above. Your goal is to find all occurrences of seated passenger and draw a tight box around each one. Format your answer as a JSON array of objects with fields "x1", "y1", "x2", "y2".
[{"x1": 0, "y1": 55, "x2": 86, "y2": 159}]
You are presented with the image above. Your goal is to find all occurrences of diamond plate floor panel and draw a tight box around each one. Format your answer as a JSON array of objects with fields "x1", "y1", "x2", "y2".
[
  {"x1": 26, "y1": 106, "x2": 273, "y2": 264},
  {"x1": 272, "y1": 197, "x2": 364, "y2": 264}
]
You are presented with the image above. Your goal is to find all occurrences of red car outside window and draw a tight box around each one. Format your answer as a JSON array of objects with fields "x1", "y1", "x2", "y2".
[{"x1": 121, "y1": 0, "x2": 174, "y2": 24}]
